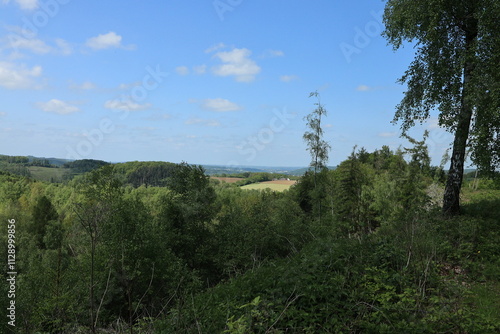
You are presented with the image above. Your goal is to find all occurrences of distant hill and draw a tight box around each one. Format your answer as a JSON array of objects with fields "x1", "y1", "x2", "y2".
[
  {"x1": 287, "y1": 166, "x2": 338, "y2": 176},
  {"x1": 0, "y1": 153, "x2": 318, "y2": 182},
  {"x1": 62, "y1": 159, "x2": 110, "y2": 173},
  {"x1": 0, "y1": 154, "x2": 110, "y2": 182},
  {"x1": 27, "y1": 155, "x2": 71, "y2": 167},
  {"x1": 202, "y1": 165, "x2": 310, "y2": 176}
]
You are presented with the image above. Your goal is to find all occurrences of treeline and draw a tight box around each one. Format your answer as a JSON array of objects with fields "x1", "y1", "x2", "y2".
[
  {"x1": 62, "y1": 159, "x2": 110, "y2": 173},
  {"x1": 0, "y1": 155, "x2": 58, "y2": 168},
  {"x1": 0, "y1": 155, "x2": 30, "y2": 164},
  {"x1": 0, "y1": 143, "x2": 499, "y2": 332}
]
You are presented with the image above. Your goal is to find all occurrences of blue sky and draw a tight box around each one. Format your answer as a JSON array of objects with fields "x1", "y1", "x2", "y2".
[{"x1": 0, "y1": 0, "x2": 454, "y2": 167}]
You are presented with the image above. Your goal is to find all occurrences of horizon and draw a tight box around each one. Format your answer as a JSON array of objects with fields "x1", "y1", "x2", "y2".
[
  {"x1": 0, "y1": 1, "x2": 456, "y2": 168},
  {"x1": 3, "y1": 152, "x2": 480, "y2": 173}
]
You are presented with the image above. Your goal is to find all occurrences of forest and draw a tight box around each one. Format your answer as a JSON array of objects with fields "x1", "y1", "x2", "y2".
[
  {"x1": 0, "y1": 139, "x2": 499, "y2": 333},
  {"x1": 1, "y1": 0, "x2": 499, "y2": 332}
]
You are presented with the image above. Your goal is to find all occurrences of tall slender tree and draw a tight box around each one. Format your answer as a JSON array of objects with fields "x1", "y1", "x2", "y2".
[
  {"x1": 303, "y1": 91, "x2": 331, "y2": 222},
  {"x1": 383, "y1": 0, "x2": 500, "y2": 215},
  {"x1": 304, "y1": 91, "x2": 331, "y2": 175}
]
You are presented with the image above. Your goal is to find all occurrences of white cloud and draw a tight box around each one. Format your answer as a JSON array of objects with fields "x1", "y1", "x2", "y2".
[
  {"x1": 7, "y1": 36, "x2": 51, "y2": 54},
  {"x1": 36, "y1": 99, "x2": 80, "y2": 115},
  {"x1": 356, "y1": 85, "x2": 372, "y2": 92},
  {"x1": 193, "y1": 65, "x2": 206, "y2": 74},
  {"x1": 205, "y1": 42, "x2": 226, "y2": 53},
  {"x1": 280, "y1": 75, "x2": 298, "y2": 82},
  {"x1": 212, "y1": 48, "x2": 261, "y2": 82},
  {"x1": 201, "y1": 98, "x2": 242, "y2": 112},
  {"x1": 71, "y1": 81, "x2": 96, "y2": 90},
  {"x1": 356, "y1": 85, "x2": 386, "y2": 92},
  {"x1": 144, "y1": 113, "x2": 172, "y2": 121},
  {"x1": 378, "y1": 132, "x2": 397, "y2": 138},
  {"x1": 0, "y1": 112, "x2": 6, "y2": 116},
  {"x1": 175, "y1": 66, "x2": 189, "y2": 76},
  {"x1": 104, "y1": 99, "x2": 151, "y2": 111},
  {"x1": 262, "y1": 49, "x2": 285, "y2": 58},
  {"x1": 86, "y1": 32, "x2": 135, "y2": 50},
  {"x1": 55, "y1": 38, "x2": 72, "y2": 55},
  {"x1": 4, "y1": 31, "x2": 72, "y2": 55},
  {"x1": 118, "y1": 81, "x2": 141, "y2": 90},
  {"x1": 0, "y1": 61, "x2": 42, "y2": 89},
  {"x1": 3, "y1": 0, "x2": 38, "y2": 10},
  {"x1": 185, "y1": 118, "x2": 220, "y2": 127}
]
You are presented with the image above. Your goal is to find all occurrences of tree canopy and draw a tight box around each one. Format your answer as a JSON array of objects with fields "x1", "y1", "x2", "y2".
[{"x1": 383, "y1": 0, "x2": 500, "y2": 214}]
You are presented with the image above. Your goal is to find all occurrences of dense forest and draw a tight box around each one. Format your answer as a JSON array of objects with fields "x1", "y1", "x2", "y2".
[
  {"x1": 1, "y1": 0, "x2": 499, "y2": 332},
  {"x1": 1, "y1": 139, "x2": 499, "y2": 333}
]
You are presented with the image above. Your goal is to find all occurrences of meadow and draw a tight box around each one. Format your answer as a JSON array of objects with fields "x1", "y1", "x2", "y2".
[
  {"x1": 241, "y1": 180, "x2": 297, "y2": 192},
  {"x1": 27, "y1": 166, "x2": 69, "y2": 182}
]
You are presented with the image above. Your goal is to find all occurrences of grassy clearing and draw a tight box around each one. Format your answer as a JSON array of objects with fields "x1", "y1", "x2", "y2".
[
  {"x1": 28, "y1": 166, "x2": 69, "y2": 182},
  {"x1": 241, "y1": 181, "x2": 296, "y2": 192}
]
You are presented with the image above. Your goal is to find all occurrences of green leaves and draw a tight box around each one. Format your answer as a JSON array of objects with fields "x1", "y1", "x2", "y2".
[
  {"x1": 303, "y1": 91, "x2": 331, "y2": 172},
  {"x1": 383, "y1": 0, "x2": 500, "y2": 214}
]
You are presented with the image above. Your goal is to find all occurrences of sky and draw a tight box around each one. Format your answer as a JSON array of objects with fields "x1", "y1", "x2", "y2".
[{"x1": 0, "y1": 0, "x2": 455, "y2": 168}]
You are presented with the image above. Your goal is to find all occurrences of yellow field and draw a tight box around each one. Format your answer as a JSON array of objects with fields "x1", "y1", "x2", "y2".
[{"x1": 241, "y1": 180, "x2": 296, "y2": 192}]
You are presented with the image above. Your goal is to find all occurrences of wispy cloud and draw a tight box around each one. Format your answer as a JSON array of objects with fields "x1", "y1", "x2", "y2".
[
  {"x1": 86, "y1": 32, "x2": 135, "y2": 50},
  {"x1": 70, "y1": 81, "x2": 96, "y2": 90},
  {"x1": 144, "y1": 113, "x2": 172, "y2": 121},
  {"x1": 55, "y1": 38, "x2": 72, "y2": 55},
  {"x1": 118, "y1": 81, "x2": 141, "y2": 90},
  {"x1": 212, "y1": 48, "x2": 261, "y2": 82},
  {"x1": 3, "y1": 29, "x2": 73, "y2": 55},
  {"x1": 185, "y1": 117, "x2": 221, "y2": 127},
  {"x1": 0, "y1": 61, "x2": 43, "y2": 89},
  {"x1": 193, "y1": 65, "x2": 206, "y2": 74},
  {"x1": 356, "y1": 84, "x2": 387, "y2": 92},
  {"x1": 262, "y1": 49, "x2": 285, "y2": 58},
  {"x1": 2, "y1": 0, "x2": 38, "y2": 10},
  {"x1": 356, "y1": 85, "x2": 373, "y2": 92},
  {"x1": 205, "y1": 42, "x2": 226, "y2": 53},
  {"x1": 104, "y1": 99, "x2": 151, "y2": 111},
  {"x1": 175, "y1": 66, "x2": 189, "y2": 76},
  {"x1": 7, "y1": 36, "x2": 51, "y2": 54},
  {"x1": 201, "y1": 98, "x2": 242, "y2": 112},
  {"x1": 280, "y1": 75, "x2": 298, "y2": 82},
  {"x1": 36, "y1": 99, "x2": 80, "y2": 115},
  {"x1": 378, "y1": 132, "x2": 397, "y2": 138}
]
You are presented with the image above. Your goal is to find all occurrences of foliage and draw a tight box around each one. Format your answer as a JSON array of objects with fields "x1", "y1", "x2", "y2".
[
  {"x1": 0, "y1": 155, "x2": 498, "y2": 333},
  {"x1": 383, "y1": 0, "x2": 500, "y2": 215},
  {"x1": 303, "y1": 91, "x2": 331, "y2": 173}
]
